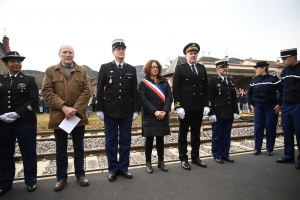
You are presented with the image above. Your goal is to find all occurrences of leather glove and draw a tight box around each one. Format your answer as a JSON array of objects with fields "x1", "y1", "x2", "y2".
[
  {"x1": 176, "y1": 108, "x2": 185, "y2": 119},
  {"x1": 234, "y1": 113, "x2": 239, "y2": 119},
  {"x1": 132, "y1": 112, "x2": 139, "y2": 121},
  {"x1": 203, "y1": 107, "x2": 210, "y2": 116},
  {"x1": 0, "y1": 115, "x2": 16, "y2": 123},
  {"x1": 97, "y1": 111, "x2": 104, "y2": 121},
  {"x1": 5, "y1": 112, "x2": 20, "y2": 119},
  {"x1": 209, "y1": 115, "x2": 217, "y2": 123}
]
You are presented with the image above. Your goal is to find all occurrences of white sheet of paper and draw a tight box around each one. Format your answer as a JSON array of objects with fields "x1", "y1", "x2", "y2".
[{"x1": 58, "y1": 115, "x2": 81, "y2": 134}]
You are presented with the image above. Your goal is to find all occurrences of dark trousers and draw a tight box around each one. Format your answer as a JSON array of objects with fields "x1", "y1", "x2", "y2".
[
  {"x1": 104, "y1": 115, "x2": 132, "y2": 173},
  {"x1": 54, "y1": 126, "x2": 85, "y2": 181},
  {"x1": 178, "y1": 110, "x2": 203, "y2": 161},
  {"x1": 281, "y1": 103, "x2": 300, "y2": 163},
  {"x1": 254, "y1": 104, "x2": 278, "y2": 151},
  {"x1": 211, "y1": 118, "x2": 233, "y2": 159},
  {"x1": 145, "y1": 136, "x2": 164, "y2": 162},
  {"x1": 0, "y1": 124, "x2": 37, "y2": 188}
]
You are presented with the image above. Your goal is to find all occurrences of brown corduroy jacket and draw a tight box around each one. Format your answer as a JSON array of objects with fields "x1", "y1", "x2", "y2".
[{"x1": 42, "y1": 62, "x2": 91, "y2": 129}]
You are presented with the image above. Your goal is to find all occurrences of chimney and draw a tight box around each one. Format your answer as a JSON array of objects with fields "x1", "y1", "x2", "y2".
[{"x1": 2, "y1": 36, "x2": 11, "y2": 53}]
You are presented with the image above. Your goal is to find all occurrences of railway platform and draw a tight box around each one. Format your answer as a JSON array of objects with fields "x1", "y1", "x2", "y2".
[{"x1": 2, "y1": 148, "x2": 299, "y2": 200}]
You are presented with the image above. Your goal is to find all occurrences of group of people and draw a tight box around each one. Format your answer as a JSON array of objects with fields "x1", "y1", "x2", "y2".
[
  {"x1": 0, "y1": 39, "x2": 299, "y2": 196},
  {"x1": 236, "y1": 88, "x2": 250, "y2": 113}
]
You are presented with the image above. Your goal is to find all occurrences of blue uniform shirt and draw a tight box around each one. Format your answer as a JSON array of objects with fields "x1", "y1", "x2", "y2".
[
  {"x1": 247, "y1": 73, "x2": 282, "y2": 106},
  {"x1": 280, "y1": 62, "x2": 300, "y2": 105}
]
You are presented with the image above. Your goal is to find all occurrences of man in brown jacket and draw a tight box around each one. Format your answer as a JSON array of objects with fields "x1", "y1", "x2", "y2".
[{"x1": 42, "y1": 45, "x2": 91, "y2": 191}]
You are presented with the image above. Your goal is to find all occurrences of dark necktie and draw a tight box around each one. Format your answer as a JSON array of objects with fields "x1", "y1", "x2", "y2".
[
  {"x1": 118, "y1": 64, "x2": 122, "y2": 73},
  {"x1": 191, "y1": 65, "x2": 197, "y2": 75},
  {"x1": 225, "y1": 77, "x2": 228, "y2": 84},
  {"x1": 10, "y1": 76, "x2": 15, "y2": 86}
]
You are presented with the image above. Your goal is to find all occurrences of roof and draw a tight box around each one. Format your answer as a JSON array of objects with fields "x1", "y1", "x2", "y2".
[
  {"x1": 241, "y1": 59, "x2": 283, "y2": 68},
  {"x1": 198, "y1": 56, "x2": 220, "y2": 63},
  {"x1": 228, "y1": 57, "x2": 243, "y2": 64},
  {"x1": 162, "y1": 56, "x2": 187, "y2": 76}
]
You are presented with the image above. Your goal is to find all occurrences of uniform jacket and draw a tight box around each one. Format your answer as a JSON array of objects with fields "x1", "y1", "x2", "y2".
[
  {"x1": 96, "y1": 61, "x2": 139, "y2": 118},
  {"x1": 172, "y1": 63, "x2": 210, "y2": 111},
  {"x1": 0, "y1": 72, "x2": 39, "y2": 126},
  {"x1": 280, "y1": 62, "x2": 300, "y2": 105},
  {"x1": 42, "y1": 62, "x2": 91, "y2": 129},
  {"x1": 247, "y1": 73, "x2": 282, "y2": 106},
  {"x1": 208, "y1": 75, "x2": 238, "y2": 119},
  {"x1": 138, "y1": 75, "x2": 173, "y2": 137}
]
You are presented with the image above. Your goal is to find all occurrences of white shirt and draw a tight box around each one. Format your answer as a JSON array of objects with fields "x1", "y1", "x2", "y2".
[{"x1": 187, "y1": 62, "x2": 198, "y2": 74}]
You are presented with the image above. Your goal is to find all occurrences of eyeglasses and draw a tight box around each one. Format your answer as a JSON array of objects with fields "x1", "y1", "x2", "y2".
[{"x1": 151, "y1": 66, "x2": 159, "y2": 69}]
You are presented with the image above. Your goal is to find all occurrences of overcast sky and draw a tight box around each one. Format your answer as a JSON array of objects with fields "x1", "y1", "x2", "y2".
[{"x1": 0, "y1": 0, "x2": 299, "y2": 71}]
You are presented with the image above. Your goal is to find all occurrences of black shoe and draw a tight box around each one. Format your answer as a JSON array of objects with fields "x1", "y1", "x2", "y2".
[
  {"x1": 295, "y1": 163, "x2": 300, "y2": 170},
  {"x1": 223, "y1": 157, "x2": 234, "y2": 163},
  {"x1": 119, "y1": 171, "x2": 133, "y2": 179},
  {"x1": 0, "y1": 186, "x2": 12, "y2": 196},
  {"x1": 214, "y1": 158, "x2": 224, "y2": 164},
  {"x1": 146, "y1": 162, "x2": 153, "y2": 174},
  {"x1": 267, "y1": 151, "x2": 273, "y2": 156},
  {"x1": 108, "y1": 173, "x2": 117, "y2": 182},
  {"x1": 158, "y1": 161, "x2": 168, "y2": 172},
  {"x1": 192, "y1": 158, "x2": 207, "y2": 168},
  {"x1": 181, "y1": 161, "x2": 191, "y2": 170},
  {"x1": 253, "y1": 150, "x2": 261, "y2": 155},
  {"x1": 27, "y1": 185, "x2": 36, "y2": 192},
  {"x1": 276, "y1": 157, "x2": 295, "y2": 163}
]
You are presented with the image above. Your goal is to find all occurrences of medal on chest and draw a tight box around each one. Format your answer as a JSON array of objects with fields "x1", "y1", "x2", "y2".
[{"x1": 217, "y1": 84, "x2": 221, "y2": 95}]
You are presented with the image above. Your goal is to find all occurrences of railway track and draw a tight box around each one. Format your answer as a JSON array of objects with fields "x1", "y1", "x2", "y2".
[{"x1": 14, "y1": 120, "x2": 289, "y2": 180}]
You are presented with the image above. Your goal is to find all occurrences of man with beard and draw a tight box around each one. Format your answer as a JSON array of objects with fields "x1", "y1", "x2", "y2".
[{"x1": 208, "y1": 60, "x2": 239, "y2": 164}]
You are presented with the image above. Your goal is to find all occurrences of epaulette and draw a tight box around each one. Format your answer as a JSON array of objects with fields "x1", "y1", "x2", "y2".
[{"x1": 209, "y1": 75, "x2": 218, "y2": 80}]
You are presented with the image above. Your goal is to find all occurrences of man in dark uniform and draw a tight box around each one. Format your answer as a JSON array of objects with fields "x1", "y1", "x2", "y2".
[
  {"x1": 0, "y1": 51, "x2": 39, "y2": 196},
  {"x1": 276, "y1": 48, "x2": 300, "y2": 170},
  {"x1": 173, "y1": 43, "x2": 210, "y2": 170},
  {"x1": 208, "y1": 60, "x2": 239, "y2": 164},
  {"x1": 97, "y1": 39, "x2": 139, "y2": 181}
]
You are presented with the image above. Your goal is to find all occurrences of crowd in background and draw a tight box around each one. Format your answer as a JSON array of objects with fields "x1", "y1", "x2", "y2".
[{"x1": 236, "y1": 88, "x2": 250, "y2": 113}]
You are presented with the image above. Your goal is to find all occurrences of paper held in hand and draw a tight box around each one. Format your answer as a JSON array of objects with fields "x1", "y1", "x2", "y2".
[{"x1": 58, "y1": 115, "x2": 81, "y2": 134}]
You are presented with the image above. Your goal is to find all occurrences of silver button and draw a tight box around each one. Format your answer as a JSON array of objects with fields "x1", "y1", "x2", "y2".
[
  {"x1": 119, "y1": 96, "x2": 121, "y2": 98},
  {"x1": 120, "y1": 77, "x2": 122, "y2": 79},
  {"x1": 8, "y1": 96, "x2": 10, "y2": 98},
  {"x1": 119, "y1": 90, "x2": 121, "y2": 92},
  {"x1": 119, "y1": 83, "x2": 121, "y2": 85},
  {"x1": 8, "y1": 101, "x2": 10, "y2": 103},
  {"x1": 193, "y1": 93, "x2": 195, "y2": 94},
  {"x1": 8, "y1": 91, "x2": 10, "y2": 93},
  {"x1": 194, "y1": 85, "x2": 195, "y2": 86},
  {"x1": 8, "y1": 106, "x2": 10, "y2": 108}
]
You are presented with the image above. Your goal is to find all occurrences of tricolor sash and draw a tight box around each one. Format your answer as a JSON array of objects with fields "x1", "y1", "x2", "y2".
[{"x1": 142, "y1": 79, "x2": 166, "y2": 103}]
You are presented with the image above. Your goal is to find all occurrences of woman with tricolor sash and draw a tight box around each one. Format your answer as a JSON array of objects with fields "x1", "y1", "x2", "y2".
[{"x1": 138, "y1": 60, "x2": 173, "y2": 174}]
